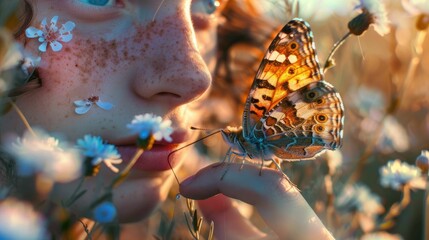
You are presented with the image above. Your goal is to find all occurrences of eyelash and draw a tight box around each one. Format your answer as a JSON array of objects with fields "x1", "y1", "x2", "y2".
[
  {"x1": 63, "y1": 0, "x2": 124, "y2": 19},
  {"x1": 78, "y1": 0, "x2": 116, "y2": 7}
]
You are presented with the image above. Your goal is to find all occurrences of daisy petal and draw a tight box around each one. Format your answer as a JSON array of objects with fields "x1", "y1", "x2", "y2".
[
  {"x1": 50, "y1": 16, "x2": 59, "y2": 26},
  {"x1": 96, "y1": 101, "x2": 113, "y2": 110},
  {"x1": 59, "y1": 33, "x2": 73, "y2": 43},
  {"x1": 75, "y1": 106, "x2": 91, "y2": 115},
  {"x1": 41, "y1": 17, "x2": 47, "y2": 28},
  {"x1": 73, "y1": 100, "x2": 88, "y2": 107},
  {"x1": 38, "y1": 42, "x2": 48, "y2": 52},
  {"x1": 60, "y1": 21, "x2": 76, "y2": 34},
  {"x1": 25, "y1": 27, "x2": 43, "y2": 38},
  {"x1": 50, "y1": 41, "x2": 63, "y2": 52}
]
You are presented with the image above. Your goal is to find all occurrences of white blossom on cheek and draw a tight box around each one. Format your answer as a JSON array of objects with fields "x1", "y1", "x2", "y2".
[
  {"x1": 25, "y1": 16, "x2": 75, "y2": 52},
  {"x1": 74, "y1": 96, "x2": 113, "y2": 115}
]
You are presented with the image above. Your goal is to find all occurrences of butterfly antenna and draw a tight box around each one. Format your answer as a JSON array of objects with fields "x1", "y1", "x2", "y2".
[
  {"x1": 190, "y1": 126, "x2": 212, "y2": 131},
  {"x1": 167, "y1": 129, "x2": 223, "y2": 185}
]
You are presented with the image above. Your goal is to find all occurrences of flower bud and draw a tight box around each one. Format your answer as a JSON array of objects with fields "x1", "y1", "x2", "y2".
[
  {"x1": 416, "y1": 14, "x2": 429, "y2": 31},
  {"x1": 348, "y1": 12, "x2": 372, "y2": 36},
  {"x1": 416, "y1": 150, "x2": 429, "y2": 173}
]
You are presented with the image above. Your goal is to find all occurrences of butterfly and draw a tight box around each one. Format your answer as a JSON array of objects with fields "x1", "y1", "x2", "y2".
[{"x1": 220, "y1": 18, "x2": 344, "y2": 168}]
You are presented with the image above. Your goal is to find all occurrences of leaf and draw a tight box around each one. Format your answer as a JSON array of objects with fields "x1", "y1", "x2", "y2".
[
  {"x1": 208, "y1": 221, "x2": 214, "y2": 240},
  {"x1": 192, "y1": 210, "x2": 198, "y2": 231}
]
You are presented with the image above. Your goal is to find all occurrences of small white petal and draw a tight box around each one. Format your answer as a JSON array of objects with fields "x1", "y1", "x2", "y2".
[
  {"x1": 25, "y1": 27, "x2": 43, "y2": 38},
  {"x1": 60, "y1": 21, "x2": 76, "y2": 33},
  {"x1": 50, "y1": 41, "x2": 63, "y2": 52},
  {"x1": 75, "y1": 106, "x2": 91, "y2": 115},
  {"x1": 104, "y1": 161, "x2": 120, "y2": 173},
  {"x1": 38, "y1": 42, "x2": 48, "y2": 52},
  {"x1": 59, "y1": 33, "x2": 73, "y2": 43},
  {"x1": 73, "y1": 100, "x2": 88, "y2": 107},
  {"x1": 50, "y1": 16, "x2": 59, "y2": 26},
  {"x1": 41, "y1": 17, "x2": 47, "y2": 28},
  {"x1": 96, "y1": 101, "x2": 113, "y2": 110}
]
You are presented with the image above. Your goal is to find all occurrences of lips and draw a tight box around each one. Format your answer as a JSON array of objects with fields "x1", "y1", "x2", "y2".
[{"x1": 113, "y1": 130, "x2": 193, "y2": 171}]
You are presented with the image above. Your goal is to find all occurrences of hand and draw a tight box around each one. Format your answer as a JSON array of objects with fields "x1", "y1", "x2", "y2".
[{"x1": 179, "y1": 163, "x2": 335, "y2": 240}]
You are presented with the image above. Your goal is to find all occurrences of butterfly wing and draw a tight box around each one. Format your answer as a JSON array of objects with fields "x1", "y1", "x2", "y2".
[
  {"x1": 259, "y1": 81, "x2": 344, "y2": 160},
  {"x1": 243, "y1": 18, "x2": 323, "y2": 138}
]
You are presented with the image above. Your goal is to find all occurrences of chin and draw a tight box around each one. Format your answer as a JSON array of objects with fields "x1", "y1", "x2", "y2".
[{"x1": 113, "y1": 170, "x2": 175, "y2": 223}]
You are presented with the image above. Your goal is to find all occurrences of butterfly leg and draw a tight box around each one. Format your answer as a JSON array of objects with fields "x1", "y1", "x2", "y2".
[
  {"x1": 271, "y1": 158, "x2": 296, "y2": 189},
  {"x1": 220, "y1": 151, "x2": 244, "y2": 180}
]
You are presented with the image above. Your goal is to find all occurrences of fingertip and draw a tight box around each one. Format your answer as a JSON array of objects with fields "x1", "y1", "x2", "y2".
[{"x1": 178, "y1": 166, "x2": 222, "y2": 199}]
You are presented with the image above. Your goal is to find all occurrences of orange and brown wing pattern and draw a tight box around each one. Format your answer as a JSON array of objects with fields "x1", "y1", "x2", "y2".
[
  {"x1": 261, "y1": 81, "x2": 344, "y2": 160},
  {"x1": 243, "y1": 18, "x2": 324, "y2": 137}
]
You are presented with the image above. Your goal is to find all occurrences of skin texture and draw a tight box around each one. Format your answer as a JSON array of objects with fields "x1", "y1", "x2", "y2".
[{"x1": 1, "y1": 0, "x2": 335, "y2": 238}]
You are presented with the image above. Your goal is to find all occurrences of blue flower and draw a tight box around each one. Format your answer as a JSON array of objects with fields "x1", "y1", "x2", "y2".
[
  {"x1": 93, "y1": 201, "x2": 117, "y2": 223},
  {"x1": 77, "y1": 135, "x2": 122, "y2": 173}
]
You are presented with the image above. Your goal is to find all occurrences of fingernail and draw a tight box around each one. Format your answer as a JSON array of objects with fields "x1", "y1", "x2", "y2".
[{"x1": 180, "y1": 175, "x2": 196, "y2": 186}]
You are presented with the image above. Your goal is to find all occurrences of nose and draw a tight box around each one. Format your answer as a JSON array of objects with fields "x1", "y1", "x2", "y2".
[{"x1": 129, "y1": 2, "x2": 212, "y2": 106}]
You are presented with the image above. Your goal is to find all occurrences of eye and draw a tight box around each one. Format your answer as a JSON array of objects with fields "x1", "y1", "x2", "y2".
[
  {"x1": 79, "y1": 0, "x2": 115, "y2": 6},
  {"x1": 206, "y1": 0, "x2": 220, "y2": 14},
  {"x1": 192, "y1": 0, "x2": 221, "y2": 15}
]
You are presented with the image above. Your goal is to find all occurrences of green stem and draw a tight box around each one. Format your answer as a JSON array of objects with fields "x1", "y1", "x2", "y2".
[
  {"x1": 323, "y1": 31, "x2": 352, "y2": 73},
  {"x1": 9, "y1": 100, "x2": 36, "y2": 136},
  {"x1": 425, "y1": 172, "x2": 429, "y2": 239},
  {"x1": 109, "y1": 148, "x2": 144, "y2": 188}
]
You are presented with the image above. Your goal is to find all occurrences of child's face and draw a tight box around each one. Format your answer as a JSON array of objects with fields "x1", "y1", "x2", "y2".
[{"x1": 1, "y1": 0, "x2": 216, "y2": 222}]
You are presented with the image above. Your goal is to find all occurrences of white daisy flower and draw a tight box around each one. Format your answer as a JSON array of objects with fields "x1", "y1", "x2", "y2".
[
  {"x1": 336, "y1": 183, "x2": 384, "y2": 232},
  {"x1": 336, "y1": 183, "x2": 384, "y2": 216},
  {"x1": 25, "y1": 16, "x2": 75, "y2": 52},
  {"x1": 380, "y1": 159, "x2": 422, "y2": 190},
  {"x1": 77, "y1": 135, "x2": 122, "y2": 173},
  {"x1": 74, "y1": 96, "x2": 113, "y2": 115},
  {"x1": 349, "y1": 0, "x2": 390, "y2": 36},
  {"x1": 6, "y1": 129, "x2": 82, "y2": 183},
  {"x1": 0, "y1": 199, "x2": 48, "y2": 240},
  {"x1": 127, "y1": 113, "x2": 174, "y2": 142}
]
